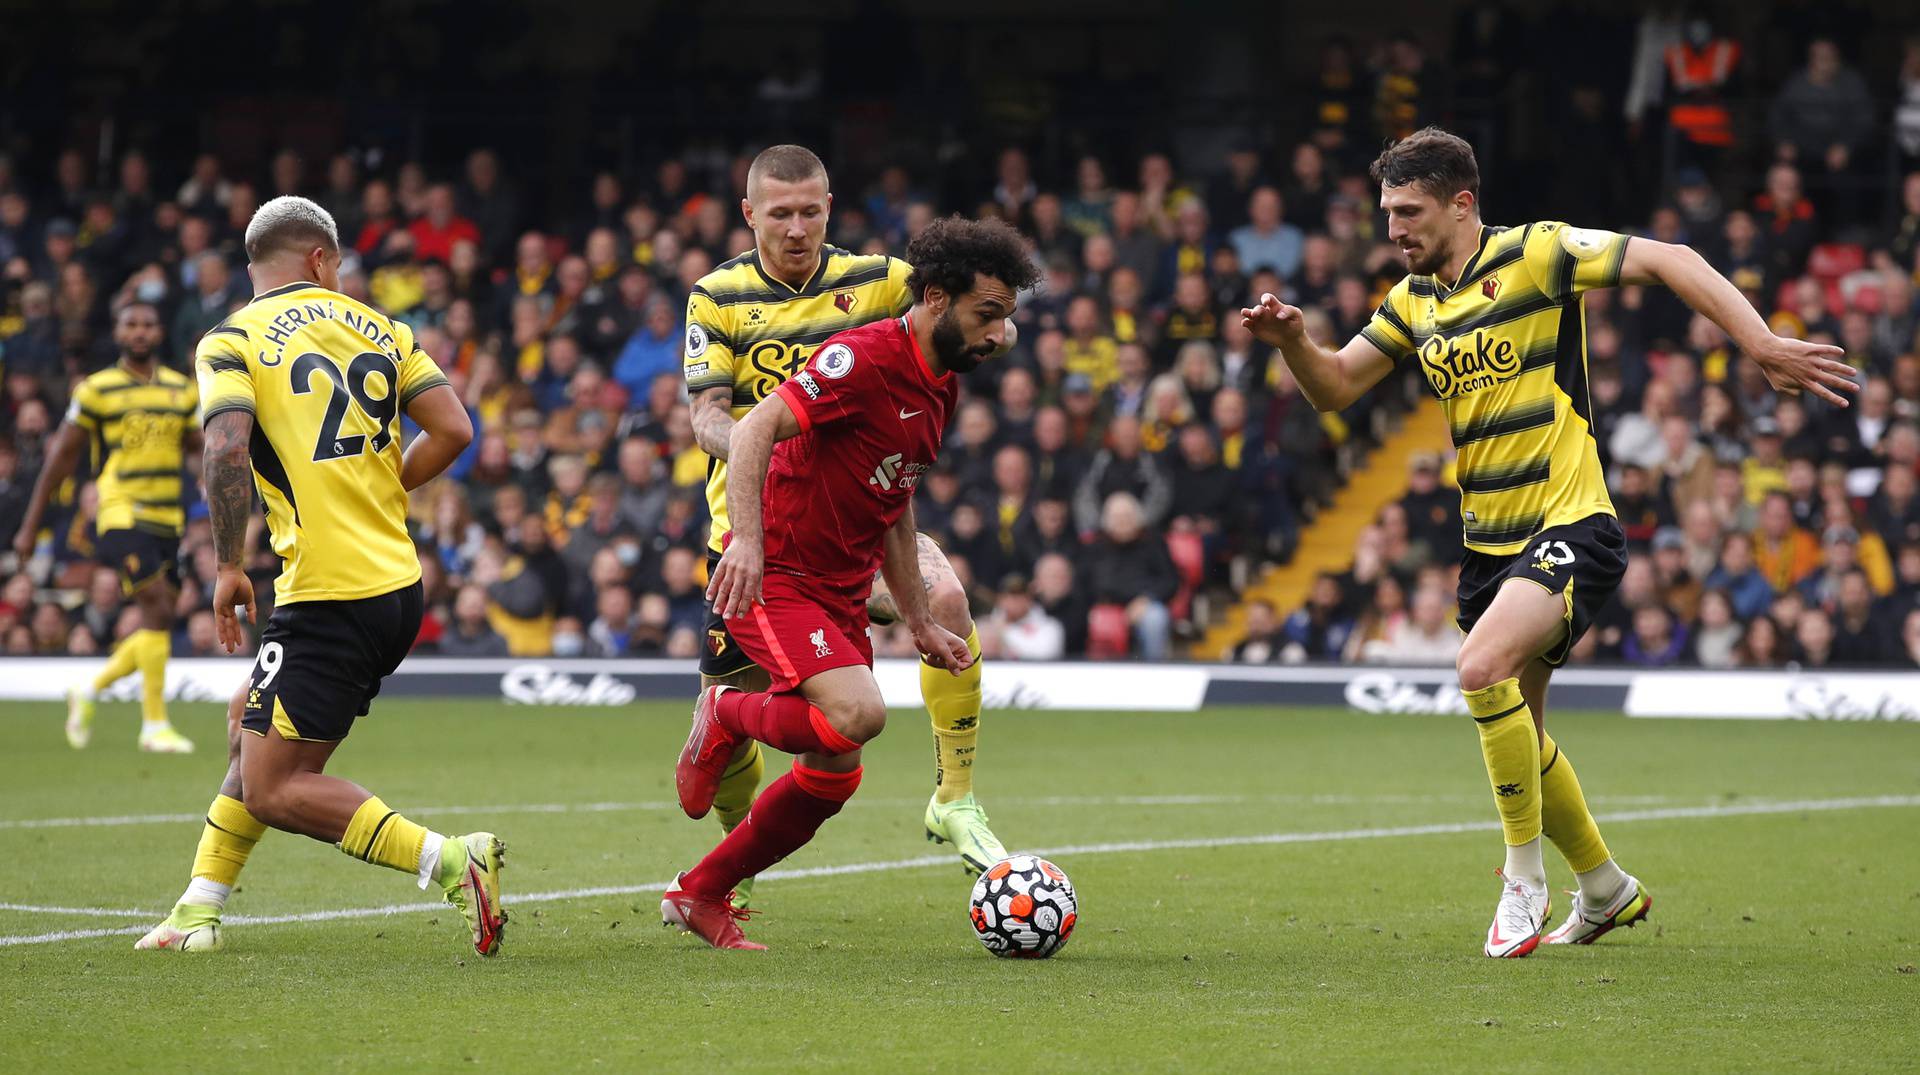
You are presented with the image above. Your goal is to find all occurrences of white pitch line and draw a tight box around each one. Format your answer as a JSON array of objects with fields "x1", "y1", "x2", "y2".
[
  {"x1": 0, "y1": 903, "x2": 160, "y2": 919},
  {"x1": 0, "y1": 792, "x2": 1574, "y2": 833},
  {"x1": 3, "y1": 794, "x2": 1913, "y2": 949}
]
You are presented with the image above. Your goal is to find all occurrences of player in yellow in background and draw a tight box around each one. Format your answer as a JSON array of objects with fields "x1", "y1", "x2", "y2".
[
  {"x1": 11, "y1": 301, "x2": 199, "y2": 753},
  {"x1": 134, "y1": 195, "x2": 506, "y2": 956},
  {"x1": 1243, "y1": 128, "x2": 1856, "y2": 958},
  {"x1": 685, "y1": 145, "x2": 1014, "y2": 903}
]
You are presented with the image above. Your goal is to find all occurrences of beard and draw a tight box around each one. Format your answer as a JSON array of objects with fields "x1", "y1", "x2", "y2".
[
  {"x1": 931, "y1": 308, "x2": 994, "y2": 373},
  {"x1": 1405, "y1": 239, "x2": 1449, "y2": 277},
  {"x1": 121, "y1": 339, "x2": 157, "y2": 363}
]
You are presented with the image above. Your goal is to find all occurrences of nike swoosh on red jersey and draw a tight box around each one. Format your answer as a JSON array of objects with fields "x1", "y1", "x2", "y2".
[{"x1": 898, "y1": 408, "x2": 923, "y2": 419}]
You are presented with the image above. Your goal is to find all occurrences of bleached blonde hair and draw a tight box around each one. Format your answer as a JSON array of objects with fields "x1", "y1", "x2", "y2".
[{"x1": 244, "y1": 195, "x2": 338, "y2": 263}]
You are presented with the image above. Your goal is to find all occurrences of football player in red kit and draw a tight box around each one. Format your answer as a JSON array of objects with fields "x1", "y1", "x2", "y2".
[{"x1": 664, "y1": 216, "x2": 1041, "y2": 949}]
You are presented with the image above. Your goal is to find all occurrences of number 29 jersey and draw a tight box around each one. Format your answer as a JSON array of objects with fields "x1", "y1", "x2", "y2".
[{"x1": 194, "y1": 282, "x2": 450, "y2": 606}]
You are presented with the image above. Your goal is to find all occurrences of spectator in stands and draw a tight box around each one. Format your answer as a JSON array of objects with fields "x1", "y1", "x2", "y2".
[
  {"x1": 1830, "y1": 568, "x2": 1889, "y2": 664},
  {"x1": 1753, "y1": 163, "x2": 1818, "y2": 280},
  {"x1": 440, "y1": 584, "x2": 510, "y2": 658},
  {"x1": 1623, "y1": 604, "x2": 1688, "y2": 666},
  {"x1": 1651, "y1": 527, "x2": 1703, "y2": 622},
  {"x1": 1770, "y1": 40, "x2": 1876, "y2": 195},
  {"x1": 1167, "y1": 424, "x2": 1234, "y2": 554},
  {"x1": 1227, "y1": 187, "x2": 1303, "y2": 279},
  {"x1": 1688, "y1": 588, "x2": 1742, "y2": 668},
  {"x1": 1233, "y1": 598, "x2": 1284, "y2": 663},
  {"x1": 1793, "y1": 607, "x2": 1837, "y2": 667},
  {"x1": 1612, "y1": 463, "x2": 1668, "y2": 544},
  {"x1": 1082, "y1": 492, "x2": 1178, "y2": 659},
  {"x1": 1062, "y1": 294, "x2": 1118, "y2": 391},
  {"x1": 1753, "y1": 491, "x2": 1820, "y2": 593},
  {"x1": 985, "y1": 574, "x2": 1065, "y2": 661},
  {"x1": 612, "y1": 295, "x2": 682, "y2": 401},
  {"x1": 1398, "y1": 452, "x2": 1460, "y2": 565},
  {"x1": 1797, "y1": 523, "x2": 1863, "y2": 610},
  {"x1": 1280, "y1": 573, "x2": 1353, "y2": 663},
  {"x1": 1075, "y1": 415, "x2": 1171, "y2": 535},
  {"x1": 587, "y1": 585, "x2": 639, "y2": 657},
  {"x1": 1031, "y1": 551, "x2": 1087, "y2": 656}
]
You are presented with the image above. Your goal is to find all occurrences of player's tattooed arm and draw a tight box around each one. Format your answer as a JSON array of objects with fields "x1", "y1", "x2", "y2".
[
  {"x1": 203, "y1": 409, "x2": 259, "y2": 651},
  {"x1": 203, "y1": 410, "x2": 255, "y2": 568},
  {"x1": 690, "y1": 385, "x2": 737, "y2": 460}
]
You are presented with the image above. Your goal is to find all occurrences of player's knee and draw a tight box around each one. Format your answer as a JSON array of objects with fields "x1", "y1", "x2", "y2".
[
  {"x1": 829, "y1": 696, "x2": 888, "y2": 746},
  {"x1": 240, "y1": 783, "x2": 291, "y2": 830},
  {"x1": 1455, "y1": 644, "x2": 1519, "y2": 694},
  {"x1": 928, "y1": 582, "x2": 971, "y2": 637}
]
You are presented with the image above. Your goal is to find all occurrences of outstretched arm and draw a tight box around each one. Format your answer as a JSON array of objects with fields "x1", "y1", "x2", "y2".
[
  {"x1": 1240, "y1": 293, "x2": 1396, "y2": 412},
  {"x1": 1619, "y1": 239, "x2": 1857, "y2": 406},
  {"x1": 203, "y1": 409, "x2": 258, "y2": 653},
  {"x1": 10, "y1": 421, "x2": 86, "y2": 562},
  {"x1": 704, "y1": 392, "x2": 803, "y2": 619}
]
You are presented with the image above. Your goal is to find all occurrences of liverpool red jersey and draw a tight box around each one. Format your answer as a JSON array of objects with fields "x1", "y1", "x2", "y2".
[{"x1": 764, "y1": 314, "x2": 960, "y2": 593}]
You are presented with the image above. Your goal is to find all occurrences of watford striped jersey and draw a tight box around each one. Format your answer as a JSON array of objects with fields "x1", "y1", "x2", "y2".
[
  {"x1": 66, "y1": 363, "x2": 199, "y2": 537},
  {"x1": 1361, "y1": 222, "x2": 1628, "y2": 555},
  {"x1": 195, "y1": 282, "x2": 450, "y2": 605},
  {"x1": 684, "y1": 246, "x2": 912, "y2": 552}
]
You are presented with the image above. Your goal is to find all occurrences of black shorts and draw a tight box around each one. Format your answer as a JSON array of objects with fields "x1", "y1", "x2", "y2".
[
  {"x1": 1456, "y1": 513, "x2": 1627, "y2": 668},
  {"x1": 699, "y1": 548, "x2": 757, "y2": 678},
  {"x1": 96, "y1": 528, "x2": 179, "y2": 595},
  {"x1": 241, "y1": 582, "x2": 424, "y2": 742}
]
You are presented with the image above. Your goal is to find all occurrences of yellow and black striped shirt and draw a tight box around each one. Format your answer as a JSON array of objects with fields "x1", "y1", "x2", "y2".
[
  {"x1": 684, "y1": 247, "x2": 912, "y2": 552},
  {"x1": 1361, "y1": 222, "x2": 1628, "y2": 555},
  {"x1": 65, "y1": 363, "x2": 199, "y2": 537},
  {"x1": 195, "y1": 282, "x2": 450, "y2": 605}
]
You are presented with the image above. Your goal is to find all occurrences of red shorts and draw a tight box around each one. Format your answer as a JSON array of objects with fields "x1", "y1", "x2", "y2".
[{"x1": 728, "y1": 572, "x2": 873, "y2": 692}]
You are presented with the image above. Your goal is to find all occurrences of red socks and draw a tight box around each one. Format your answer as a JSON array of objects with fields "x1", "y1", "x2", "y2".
[
  {"x1": 681, "y1": 764, "x2": 863, "y2": 898},
  {"x1": 715, "y1": 690, "x2": 859, "y2": 755}
]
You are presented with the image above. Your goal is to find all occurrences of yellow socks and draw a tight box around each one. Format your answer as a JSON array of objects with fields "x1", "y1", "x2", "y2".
[
  {"x1": 182, "y1": 794, "x2": 267, "y2": 910},
  {"x1": 1539, "y1": 732, "x2": 1612, "y2": 874},
  {"x1": 92, "y1": 631, "x2": 143, "y2": 695},
  {"x1": 133, "y1": 628, "x2": 170, "y2": 726},
  {"x1": 923, "y1": 626, "x2": 983, "y2": 803},
  {"x1": 1464, "y1": 677, "x2": 1543, "y2": 878},
  {"x1": 338, "y1": 795, "x2": 434, "y2": 878},
  {"x1": 713, "y1": 741, "x2": 765, "y2": 832}
]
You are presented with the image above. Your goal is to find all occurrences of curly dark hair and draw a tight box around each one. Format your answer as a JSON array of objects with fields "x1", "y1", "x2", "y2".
[
  {"x1": 1369, "y1": 126, "x2": 1479, "y2": 202},
  {"x1": 903, "y1": 215, "x2": 1040, "y2": 302}
]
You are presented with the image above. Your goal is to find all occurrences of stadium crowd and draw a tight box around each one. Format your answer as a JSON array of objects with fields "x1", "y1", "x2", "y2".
[{"x1": 3, "y1": 30, "x2": 1920, "y2": 668}]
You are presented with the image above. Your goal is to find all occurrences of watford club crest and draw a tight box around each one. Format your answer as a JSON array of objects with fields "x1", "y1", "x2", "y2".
[
  {"x1": 834, "y1": 290, "x2": 856, "y2": 314},
  {"x1": 707, "y1": 629, "x2": 729, "y2": 658},
  {"x1": 1481, "y1": 275, "x2": 1500, "y2": 300}
]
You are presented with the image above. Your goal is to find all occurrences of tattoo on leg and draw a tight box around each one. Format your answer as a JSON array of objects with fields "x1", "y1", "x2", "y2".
[{"x1": 867, "y1": 592, "x2": 901, "y2": 625}]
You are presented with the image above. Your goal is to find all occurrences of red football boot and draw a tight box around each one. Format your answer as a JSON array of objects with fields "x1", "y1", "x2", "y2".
[
  {"x1": 676, "y1": 686, "x2": 741, "y2": 819},
  {"x1": 661, "y1": 872, "x2": 766, "y2": 950}
]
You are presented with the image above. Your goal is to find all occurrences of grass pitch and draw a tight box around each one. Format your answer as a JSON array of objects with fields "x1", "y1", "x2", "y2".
[{"x1": 1, "y1": 697, "x2": 1916, "y2": 1073}]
